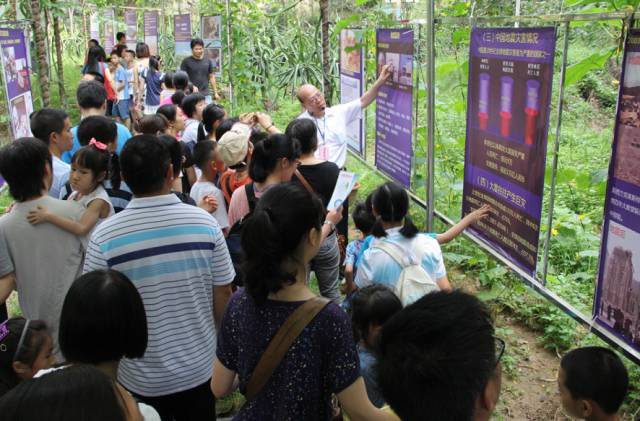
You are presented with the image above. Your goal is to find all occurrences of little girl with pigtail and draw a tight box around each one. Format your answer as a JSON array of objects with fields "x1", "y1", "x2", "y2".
[{"x1": 27, "y1": 139, "x2": 115, "y2": 243}]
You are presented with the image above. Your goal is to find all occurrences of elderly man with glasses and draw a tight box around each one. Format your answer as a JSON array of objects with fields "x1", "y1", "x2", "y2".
[{"x1": 296, "y1": 64, "x2": 392, "y2": 169}]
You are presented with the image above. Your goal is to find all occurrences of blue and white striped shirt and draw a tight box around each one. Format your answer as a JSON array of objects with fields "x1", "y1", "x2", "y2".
[{"x1": 84, "y1": 194, "x2": 235, "y2": 396}]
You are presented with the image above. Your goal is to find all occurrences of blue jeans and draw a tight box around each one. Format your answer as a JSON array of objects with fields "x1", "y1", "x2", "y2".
[{"x1": 112, "y1": 99, "x2": 130, "y2": 119}]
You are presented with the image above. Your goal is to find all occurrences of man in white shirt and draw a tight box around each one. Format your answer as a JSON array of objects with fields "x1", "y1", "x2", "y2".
[
  {"x1": 296, "y1": 65, "x2": 392, "y2": 169},
  {"x1": 29, "y1": 108, "x2": 74, "y2": 199}
]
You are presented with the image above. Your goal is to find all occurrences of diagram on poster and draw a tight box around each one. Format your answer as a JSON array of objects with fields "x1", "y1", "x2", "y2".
[
  {"x1": 375, "y1": 29, "x2": 414, "y2": 187},
  {"x1": 125, "y1": 11, "x2": 137, "y2": 50},
  {"x1": 594, "y1": 29, "x2": 640, "y2": 351},
  {"x1": 340, "y1": 29, "x2": 364, "y2": 155},
  {"x1": 104, "y1": 9, "x2": 115, "y2": 52},
  {"x1": 144, "y1": 11, "x2": 159, "y2": 56},
  {"x1": 174, "y1": 14, "x2": 192, "y2": 62},
  {"x1": 461, "y1": 27, "x2": 556, "y2": 274}
]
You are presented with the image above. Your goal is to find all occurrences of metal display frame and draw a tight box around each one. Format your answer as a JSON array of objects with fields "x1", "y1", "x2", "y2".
[{"x1": 353, "y1": 8, "x2": 640, "y2": 365}]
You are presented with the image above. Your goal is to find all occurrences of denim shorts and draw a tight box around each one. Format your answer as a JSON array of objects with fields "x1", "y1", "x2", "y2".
[{"x1": 112, "y1": 99, "x2": 130, "y2": 119}]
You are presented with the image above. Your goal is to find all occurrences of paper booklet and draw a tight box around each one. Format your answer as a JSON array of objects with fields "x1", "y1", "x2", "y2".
[{"x1": 327, "y1": 171, "x2": 358, "y2": 210}]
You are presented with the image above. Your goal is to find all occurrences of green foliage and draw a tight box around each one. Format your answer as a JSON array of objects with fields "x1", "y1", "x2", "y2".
[{"x1": 564, "y1": 48, "x2": 615, "y2": 87}]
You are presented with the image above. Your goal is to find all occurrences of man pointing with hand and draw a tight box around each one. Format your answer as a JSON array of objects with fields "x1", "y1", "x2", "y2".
[{"x1": 296, "y1": 64, "x2": 393, "y2": 169}]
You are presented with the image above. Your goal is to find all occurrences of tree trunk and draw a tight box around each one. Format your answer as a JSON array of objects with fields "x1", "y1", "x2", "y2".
[
  {"x1": 30, "y1": 0, "x2": 50, "y2": 107},
  {"x1": 8, "y1": 0, "x2": 17, "y2": 21},
  {"x1": 319, "y1": 0, "x2": 331, "y2": 105},
  {"x1": 52, "y1": 3, "x2": 67, "y2": 108}
]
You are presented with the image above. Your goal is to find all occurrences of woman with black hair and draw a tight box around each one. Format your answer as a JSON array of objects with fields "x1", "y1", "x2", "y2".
[
  {"x1": 286, "y1": 118, "x2": 343, "y2": 301},
  {"x1": 140, "y1": 57, "x2": 164, "y2": 115},
  {"x1": 212, "y1": 183, "x2": 396, "y2": 421},
  {"x1": 355, "y1": 182, "x2": 451, "y2": 300},
  {"x1": 0, "y1": 365, "x2": 144, "y2": 421},
  {"x1": 82, "y1": 46, "x2": 116, "y2": 115},
  {"x1": 226, "y1": 133, "x2": 300, "y2": 228},
  {"x1": 56, "y1": 270, "x2": 160, "y2": 420},
  {"x1": 198, "y1": 103, "x2": 227, "y2": 142}
]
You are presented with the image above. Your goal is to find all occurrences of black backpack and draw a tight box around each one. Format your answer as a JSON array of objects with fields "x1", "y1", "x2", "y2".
[{"x1": 225, "y1": 183, "x2": 257, "y2": 286}]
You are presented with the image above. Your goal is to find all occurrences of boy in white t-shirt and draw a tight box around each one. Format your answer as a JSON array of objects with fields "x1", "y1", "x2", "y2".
[
  {"x1": 29, "y1": 108, "x2": 74, "y2": 199},
  {"x1": 190, "y1": 140, "x2": 229, "y2": 232}
]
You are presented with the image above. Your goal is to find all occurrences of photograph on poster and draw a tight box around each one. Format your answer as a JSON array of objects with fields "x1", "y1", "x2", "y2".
[
  {"x1": 1, "y1": 46, "x2": 17, "y2": 83},
  {"x1": 10, "y1": 93, "x2": 32, "y2": 139},
  {"x1": 201, "y1": 16, "x2": 221, "y2": 41},
  {"x1": 597, "y1": 221, "x2": 640, "y2": 347},
  {"x1": 385, "y1": 52, "x2": 400, "y2": 83},
  {"x1": 206, "y1": 48, "x2": 221, "y2": 74},
  {"x1": 340, "y1": 29, "x2": 361, "y2": 74},
  {"x1": 399, "y1": 54, "x2": 413, "y2": 86},
  {"x1": 614, "y1": 125, "x2": 640, "y2": 186}
]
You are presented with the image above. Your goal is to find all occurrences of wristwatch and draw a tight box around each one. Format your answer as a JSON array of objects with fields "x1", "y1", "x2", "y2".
[{"x1": 323, "y1": 220, "x2": 336, "y2": 232}]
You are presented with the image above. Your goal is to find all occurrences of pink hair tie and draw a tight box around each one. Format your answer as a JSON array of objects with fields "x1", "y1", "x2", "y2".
[{"x1": 89, "y1": 138, "x2": 107, "y2": 151}]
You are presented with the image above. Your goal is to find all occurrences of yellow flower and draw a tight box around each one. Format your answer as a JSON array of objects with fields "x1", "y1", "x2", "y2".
[
  {"x1": 578, "y1": 214, "x2": 585, "y2": 220},
  {"x1": 552, "y1": 228, "x2": 558, "y2": 236}
]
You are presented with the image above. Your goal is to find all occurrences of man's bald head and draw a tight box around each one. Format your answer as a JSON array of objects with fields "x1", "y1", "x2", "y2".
[{"x1": 296, "y1": 84, "x2": 326, "y2": 117}]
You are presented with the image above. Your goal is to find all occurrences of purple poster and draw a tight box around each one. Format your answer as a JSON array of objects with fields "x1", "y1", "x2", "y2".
[
  {"x1": 144, "y1": 11, "x2": 159, "y2": 56},
  {"x1": 125, "y1": 10, "x2": 137, "y2": 51},
  {"x1": 594, "y1": 29, "x2": 640, "y2": 351},
  {"x1": 0, "y1": 28, "x2": 34, "y2": 140},
  {"x1": 375, "y1": 29, "x2": 413, "y2": 187},
  {"x1": 462, "y1": 28, "x2": 556, "y2": 274},
  {"x1": 174, "y1": 14, "x2": 192, "y2": 61},
  {"x1": 340, "y1": 29, "x2": 364, "y2": 155},
  {"x1": 89, "y1": 10, "x2": 100, "y2": 41},
  {"x1": 104, "y1": 9, "x2": 115, "y2": 53}
]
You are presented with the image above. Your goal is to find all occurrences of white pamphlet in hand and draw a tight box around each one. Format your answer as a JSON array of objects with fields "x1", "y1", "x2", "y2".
[{"x1": 328, "y1": 171, "x2": 358, "y2": 210}]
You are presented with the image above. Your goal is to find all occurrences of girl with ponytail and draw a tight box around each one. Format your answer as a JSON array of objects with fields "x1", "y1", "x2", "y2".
[
  {"x1": 212, "y1": 183, "x2": 397, "y2": 421},
  {"x1": 226, "y1": 133, "x2": 301, "y2": 227},
  {"x1": 355, "y1": 182, "x2": 452, "y2": 292}
]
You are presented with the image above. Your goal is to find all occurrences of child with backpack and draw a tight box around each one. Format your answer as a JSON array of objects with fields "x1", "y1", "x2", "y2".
[
  {"x1": 355, "y1": 182, "x2": 451, "y2": 305},
  {"x1": 558, "y1": 347, "x2": 628, "y2": 421},
  {"x1": 344, "y1": 202, "x2": 376, "y2": 296}
]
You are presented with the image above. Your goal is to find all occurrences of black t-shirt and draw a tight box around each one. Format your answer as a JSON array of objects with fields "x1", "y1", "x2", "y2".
[
  {"x1": 180, "y1": 56, "x2": 213, "y2": 95},
  {"x1": 294, "y1": 161, "x2": 349, "y2": 238},
  {"x1": 293, "y1": 161, "x2": 340, "y2": 208}
]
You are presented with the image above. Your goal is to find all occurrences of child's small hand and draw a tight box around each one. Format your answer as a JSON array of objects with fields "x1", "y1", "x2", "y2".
[
  {"x1": 198, "y1": 195, "x2": 219, "y2": 213},
  {"x1": 470, "y1": 204, "x2": 491, "y2": 222},
  {"x1": 26, "y1": 205, "x2": 49, "y2": 225}
]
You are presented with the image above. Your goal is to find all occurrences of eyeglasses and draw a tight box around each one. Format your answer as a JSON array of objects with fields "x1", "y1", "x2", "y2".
[
  {"x1": 495, "y1": 337, "x2": 506, "y2": 367},
  {"x1": 306, "y1": 92, "x2": 323, "y2": 104}
]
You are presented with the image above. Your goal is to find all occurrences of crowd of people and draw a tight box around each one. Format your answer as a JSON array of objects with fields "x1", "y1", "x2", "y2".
[{"x1": 0, "y1": 36, "x2": 632, "y2": 421}]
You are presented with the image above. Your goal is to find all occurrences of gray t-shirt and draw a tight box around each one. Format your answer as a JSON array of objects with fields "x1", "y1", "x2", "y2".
[
  {"x1": 180, "y1": 56, "x2": 214, "y2": 96},
  {"x1": 0, "y1": 196, "x2": 84, "y2": 358}
]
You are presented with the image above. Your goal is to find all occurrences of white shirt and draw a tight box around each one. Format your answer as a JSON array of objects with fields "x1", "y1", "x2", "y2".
[
  {"x1": 49, "y1": 156, "x2": 70, "y2": 199},
  {"x1": 68, "y1": 185, "x2": 115, "y2": 248},
  {"x1": 297, "y1": 98, "x2": 361, "y2": 168},
  {"x1": 189, "y1": 180, "x2": 229, "y2": 229}
]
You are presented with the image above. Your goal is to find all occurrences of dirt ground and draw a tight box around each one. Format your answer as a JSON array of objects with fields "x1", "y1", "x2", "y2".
[
  {"x1": 453, "y1": 275, "x2": 569, "y2": 421},
  {"x1": 493, "y1": 314, "x2": 568, "y2": 420}
]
